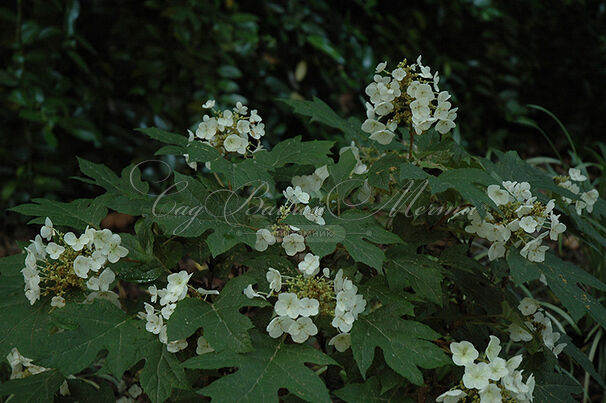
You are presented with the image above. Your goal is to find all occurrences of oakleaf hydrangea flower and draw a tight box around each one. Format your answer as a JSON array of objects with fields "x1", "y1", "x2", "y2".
[
  {"x1": 507, "y1": 297, "x2": 566, "y2": 357},
  {"x1": 183, "y1": 100, "x2": 265, "y2": 169},
  {"x1": 139, "y1": 270, "x2": 193, "y2": 352},
  {"x1": 440, "y1": 335, "x2": 535, "y2": 402},
  {"x1": 464, "y1": 181, "x2": 565, "y2": 262},
  {"x1": 21, "y1": 220, "x2": 127, "y2": 306},
  {"x1": 281, "y1": 233, "x2": 306, "y2": 256},
  {"x1": 259, "y1": 265, "x2": 365, "y2": 346},
  {"x1": 554, "y1": 166, "x2": 600, "y2": 215},
  {"x1": 362, "y1": 56, "x2": 457, "y2": 147}
]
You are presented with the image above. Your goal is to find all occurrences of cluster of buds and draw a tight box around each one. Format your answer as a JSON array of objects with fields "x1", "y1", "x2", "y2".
[
  {"x1": 439, "y1": 336, "x2": 534, "y2": 402},
  {"x1": 508, "y1": 297, "x2": 566, "y2": 357},
  {"x1": 554, "y1": 167, "x2": 599, "y2": 215},
  {"x1": 244, "y1": 256, "x2": 366, "y2": 349},
  {"x1": 362, "y1": 56, "x2": 457, "y2": 146},
  {"x1": 465, "y1": 181, "x2": 565, "y2": 262},
  {"x1": 184, "y1": 100, "x2": 264, "y2": 169},
  {"x1": 22, "y1": 218, "x2": 127, "y2": 306}
]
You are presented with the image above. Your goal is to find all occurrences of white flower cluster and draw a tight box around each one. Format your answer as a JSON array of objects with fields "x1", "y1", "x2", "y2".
[
  {"x1": 331, "y1": 269, "x2": 366, "y2": 335},
  {"x1": 244, "y1": 262, "x2": 365, "y2": 350},
  {"x1": 22, "y1": 218, "x2": 127, "y2": 305},
  {"x1": 362, "y1": 56, "x2": 457, "y2": 145},
  {"x1": 139, "y1": 271, "x2": 193, "y2": 353},
  {"x1": 508, "y1": 297, "x2": 566, "y2": 357},
  {"x1": 184, "y1": 100, "x2": 264, "y2": 169},
  {"x1": 556, "y1": 167, "x2": 599, "y2": 215},
  {"x1": 465, "y1": 181, "x2": 565, "y2": 263},
  {"x1": 439, "y1": 336, "x2": 534, "y2": 403}
]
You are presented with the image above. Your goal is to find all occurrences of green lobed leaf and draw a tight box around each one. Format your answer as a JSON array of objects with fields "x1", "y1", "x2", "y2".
[
  {"x1": 136, "y1": 127, "x2": 188, "y2": 146},
  {"x1": 0, "y1": 254, "x2": 52, "y2": 360},
  {"x1": 427, "y1": 168, "x2": 498, "y2": 216},
  {"x1": 334, "y1": 376, "x2": 411, "y2": 403},
  {"x1": 139, "y1": 334, "x2": 190, "y2": 403},
  {"x1": 183, "y1": 332, "x2": 337, "y2": 403},
  {"x1": 385, "y1": 244, "x2": 444, "y2": 306},
  {"x1": 507, "y1": 251, "x2": 606, "y2": 327},
  {"x1": 151, "y1": 172, "x2": 256, "y2": 256},
  {"x1": 36, "y1": 300, "x2": 147, "y2": 378},
  {"x1": 254, "y1": 135, "x2": 335, "y2": 169},
  {"x1": 110, "y1": 232, "x2": 163, "y2": 283},
  {"x1": 0, "y1": 369, "x2": 65, "y2": 403},
  {"x1": 9, "y1": 198, "x2": 107, "y2": 229},
  {"x1": 167, "y1": 275, "x2": 269, "y2": 353},
  {"x1": 279, "y1": 96, "x2": 363, "y2": 139},
  {"x1": 533, "y1": 372, "x2": 582, "y2": 403},
  {"x1": 285, "y1": 210, "x2": 402, "y2": 270},
  {"x1": 350, "y1": 305, "x2": 449, "y2": 384}
]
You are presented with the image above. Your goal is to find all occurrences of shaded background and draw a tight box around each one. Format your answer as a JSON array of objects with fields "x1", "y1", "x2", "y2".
[{"x1": 2, "y1": 0, "x2": 606, "y2": 241}]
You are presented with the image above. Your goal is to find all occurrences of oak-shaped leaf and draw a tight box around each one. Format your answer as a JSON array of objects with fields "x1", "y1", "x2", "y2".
[
  {"x1": 350, "y1": 305, "x2": 449, "y2": 385},
  {"x1": 0, "y1": 369, "x2": 64, "y2": 403},
  {"x1": 183, "y1": 331, "x2": 337, "y2": 403},
  {"x1": 36, "y1": 300, "x2": 147, "y2": 378},
  {"x1": 167, "y1": 275, "x2": 269, "y2": 353}
]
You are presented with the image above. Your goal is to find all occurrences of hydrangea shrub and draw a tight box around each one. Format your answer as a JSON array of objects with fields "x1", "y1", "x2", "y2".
[{"x1": 2, "y1": 58, "x2": 605, "y2": 402}]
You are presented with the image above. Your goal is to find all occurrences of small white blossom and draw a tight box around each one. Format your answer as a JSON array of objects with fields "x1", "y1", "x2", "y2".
[
  {"x1": 234, "y1": 101, "x2": 248, "y2": 115},
  {"x1": 369, "y1": 129, "x2": 395, "y2": 145},
  {"x1": 297, "y1": 253, "x2": 320, "y2": 277},
  {"x1": 40, "y1": 217, "x2": 54, "y2": 241},
  {"x1": 73, "y1": 255, "x2": 94, "y2": 278},
  {"x1": 508, "y1": 323, "x2": 533, "y2": 342},
  {"x1": 202, "y1": 99, "x2": 215, "y2": 109},
  {"x1": 282, "y1": 233, "x2": 305, "y2": 256},
  {"x1": 274, "y1": 292, "x2": 300, "y2": 319},
  {"x1": 45, "y1": 242, "x2": 65, "y2": 260},
  {"x1": 243, "y1": 284, "x2": 265, "y2": 300},
  {"x1": 568, "y1": 167, "x2": 587, "y2": 182},
  {"x1": 462, "y1": 362, "x2": 490, "y2": 390},
  {"x1": 50, "y1": 296, "x2": 66, "y2": 308},
  {"x1": 375, "y1": 61, "x2": 387, "y2": 73},
  {"x1": 288, "y1": 317, "x2": 318, "y2": 343},
  {"x1": 518, "y1": 298, "x2": 539, "y2": 316},
  {"x1": 331, "y1": 308, "x2": 354, "y2": 333},
  {"x1": 303, "y1": 206, "x2": 325, "y2": 225},
  {"x1": 266, "y1": 268, "x2": 282, "y2": 293},
  {"x1": 145, "y1": 313, "x2": 163, "y2": 334},
  {"x1": 298, "y1": 297, "x2": 319, "y2": 317},
  {"x1": 450, "y1": 341, "x2": 479, "y2": 366},
  {"x1": 283, "y1": 186, "x2": 310, "y2": 204},
  {"x1": 166, "y1": 339, "x2": 188, "y2": 353},
  {"x1": 479, "y1": 384, "x2": 502, "y2": 402},
  {"x1": 328, "y1": 333, "x2": 351, "y2": 352},
  {"x1": 266, "y1": 316, "x2": 296, "y2": 338},
  {"x1": 436, "y1": 389, "x2": 467, "y2": 403},
  {"x1": 196, "y1": 336, "x2": 214, "y2": 355},
  {"x1": 223, "y1": 134, "x2": 248, "y2": 154},
  {"x1": 255, "y1": 228, "x2": 276, "y2": 252},
  {"x1": 64, "y1": 232, "x2": 89, "y2": 252}
]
